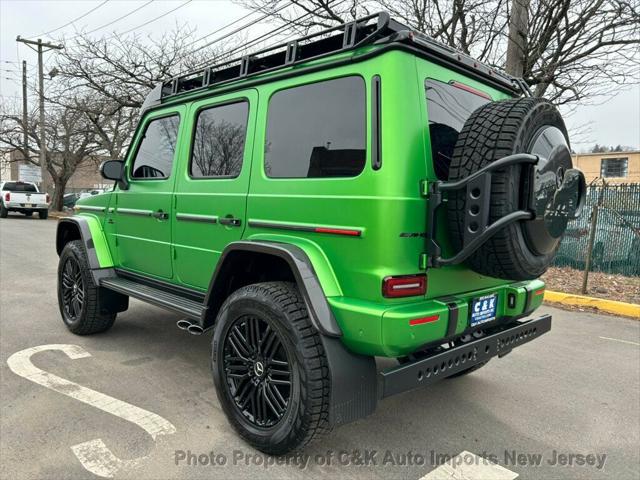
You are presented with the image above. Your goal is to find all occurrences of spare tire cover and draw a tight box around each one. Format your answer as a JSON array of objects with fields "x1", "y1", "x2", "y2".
[{"x1": 447, "y1": 97, "x2": 584, "y2": 280}]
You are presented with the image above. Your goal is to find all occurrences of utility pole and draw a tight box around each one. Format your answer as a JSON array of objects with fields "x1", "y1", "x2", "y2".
[
  {"x1": 505, "y1": 0, "x2": 530, "y2": 77},
  {"x1": 22, "y1": 61, "x2": 28, "y2": 161},
  {"x1": 15, "y1": 36, "x2": 63, "y2": 194}
]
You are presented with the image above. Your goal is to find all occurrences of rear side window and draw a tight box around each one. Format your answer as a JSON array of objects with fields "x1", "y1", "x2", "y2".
[
  {"x1": 191, "y1": 101, "x2": 248, "y2": 178},
  {"x1": 425, "y1": 79, "x2": 490, "y2": 180},
  {"x1": 265, "y1": 76, "x2": 366, "y2": 178},
  {"x1": 131, "y1": 115, "x2": 180, "y2": 179},
  {"x1": 2, "y1": 182, "x2": 37, "y2": 192}
]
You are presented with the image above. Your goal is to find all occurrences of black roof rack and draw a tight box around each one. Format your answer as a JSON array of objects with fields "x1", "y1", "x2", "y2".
[{"x1": 141, "y1": 12, "x2": 524, "y2": 111}]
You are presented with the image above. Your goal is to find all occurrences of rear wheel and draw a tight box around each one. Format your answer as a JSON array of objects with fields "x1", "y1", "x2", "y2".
[
  {"x1": 211, "y1": 282, "x2": 330, "y2": 454},
  {"x1": 0, "y1": 204, "x2": 7, "y2": 218},
  {"x1": 39, "y1": 209, "x2": 48, "y2": 220},
  {"x1": 57, "y1": 240, "x2": 116, "y2": 335}
]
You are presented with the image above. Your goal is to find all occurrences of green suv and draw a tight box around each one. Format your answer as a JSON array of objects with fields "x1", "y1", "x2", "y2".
[{"x1": 55, "y1": 13, "x2": 586, "y2": 454}]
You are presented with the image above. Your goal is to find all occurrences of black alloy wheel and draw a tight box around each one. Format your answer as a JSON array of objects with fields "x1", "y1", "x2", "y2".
[
  {"x1": 61, "y1": 256, "x2": 85, "y2": 321},
  {"x1": 222, "y1": 314, "x2": 292, "y2": 428}
]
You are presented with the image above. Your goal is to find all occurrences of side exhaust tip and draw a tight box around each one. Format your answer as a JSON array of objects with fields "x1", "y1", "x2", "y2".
[
  {"x1": 176, "y1": 319, "x2": 191, "y2": 331},
  {"x1": 187, "y1": 324, "x2": 204, "y2": 335}
]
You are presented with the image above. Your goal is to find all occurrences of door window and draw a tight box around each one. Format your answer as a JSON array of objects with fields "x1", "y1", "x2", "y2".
[
  {"x1": 190, "y1": 101, "x2": 249, "y2": 178},
  {"x1": 264, "y1": 76, "x2": 366, "y2": 178},
  {"x1": 130, "y1": 115, "x2": 180, "y2": 179}
]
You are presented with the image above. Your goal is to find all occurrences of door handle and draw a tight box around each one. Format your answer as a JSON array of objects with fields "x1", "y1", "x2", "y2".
[
  {"x1": 219, "y1": 217, "x2": 241, "y2": 227},
  {"x1": 152, "y1": 210, "x2": 169, "y2": 220}
]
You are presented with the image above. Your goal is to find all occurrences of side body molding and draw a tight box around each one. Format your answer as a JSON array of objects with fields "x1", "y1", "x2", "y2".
[{"x1": 202, "y1": 241, "x2": 341, "y2": 337}]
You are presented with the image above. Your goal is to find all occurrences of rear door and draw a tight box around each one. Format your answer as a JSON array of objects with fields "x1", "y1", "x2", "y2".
[
  {"x1": 172, "y1": 90, "x2": 257, "y2": 289},
  {"x1": 113, "y1": 107, "x2": 184, "y2": 279}
]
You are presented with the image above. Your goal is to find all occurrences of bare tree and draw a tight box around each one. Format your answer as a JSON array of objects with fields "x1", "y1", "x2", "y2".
[
  {"x1": 237, "y1": 0, "x2": 640, "y2": 105},
  {"x1": 0, "y1": 101, "x2": 99, "y2": 210}
]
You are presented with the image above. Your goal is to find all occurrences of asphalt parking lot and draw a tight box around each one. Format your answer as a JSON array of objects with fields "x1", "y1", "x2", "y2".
[{"x1": 1, "y1": 215, "x2": 639, "y2": 480}]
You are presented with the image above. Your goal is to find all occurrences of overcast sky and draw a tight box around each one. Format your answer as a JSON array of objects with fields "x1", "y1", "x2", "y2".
[{"x1": 1, "y1": 0, "x2": 638, "y2": 152}]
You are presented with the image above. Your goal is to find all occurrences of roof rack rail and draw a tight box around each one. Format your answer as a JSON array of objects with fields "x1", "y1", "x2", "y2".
[
  {"x1": 160, "y1": 12, "x2": 396, "y2": 101},
  {"x1": 141, "y1": 12, "x2": 523, "y2": 110}
]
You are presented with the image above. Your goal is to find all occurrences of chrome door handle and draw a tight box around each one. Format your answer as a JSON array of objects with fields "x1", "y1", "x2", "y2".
[
  {"x1": 219, "y1": 217, "x2": 241, "y2": 227},
  {"x1": 152, "y1": 210, "x2": 169, "y2": 220}
]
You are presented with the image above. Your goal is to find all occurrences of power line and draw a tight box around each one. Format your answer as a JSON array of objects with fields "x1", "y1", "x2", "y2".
[
  {"x1": 29, "y1": 1, "x2": 110, "y2": 38},
  {"x1": 187, "y1": 2, "x2": 291, "y2": 54},
  {"x1": 110, "y1": 0, "x2": 195, "y2": 37},
  {"x1": 193, "y1": 1, "x2": 337, "y2": 70},
  {"x1": 66, "y1": 0, "x2": 155, "y2": 40}
]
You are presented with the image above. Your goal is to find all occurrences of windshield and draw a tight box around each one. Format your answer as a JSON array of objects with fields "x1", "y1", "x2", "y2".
[
  {"x1": 2, "y1": 182, "x2": 37, "y2": 192},
  {"x1": 425, "y1": 79, "x2": 491, "y2": 180}
]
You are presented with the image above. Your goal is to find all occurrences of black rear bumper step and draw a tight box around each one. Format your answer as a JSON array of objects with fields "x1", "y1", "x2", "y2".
[
  {"x1": 379, "y1": 314, "x2": 552, "y2": 398},
  {"x1": 100, "y1": 277, "x2": 204, "y2": 320}
]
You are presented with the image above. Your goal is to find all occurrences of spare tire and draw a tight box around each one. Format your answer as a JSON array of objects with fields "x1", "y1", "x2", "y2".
[{"x1": 447, "y1": 97, "x2": 584, "y2": 280}]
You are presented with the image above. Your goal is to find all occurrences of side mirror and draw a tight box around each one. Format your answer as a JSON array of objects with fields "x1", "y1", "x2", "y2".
[{"x1": 99, "y1": 160, "x2": 128, "y2": 190}]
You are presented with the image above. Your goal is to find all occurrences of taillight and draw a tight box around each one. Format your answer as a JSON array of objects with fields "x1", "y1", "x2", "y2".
[
  {"x1": 382, "y1": 274, "x2": 427, "y2": 298},
  {"x1": 46, "y1": 193, "x2": 50, "y2": 203},
  {"x1": 4, "y1": 192, "x2": 9, "y2": 201}
]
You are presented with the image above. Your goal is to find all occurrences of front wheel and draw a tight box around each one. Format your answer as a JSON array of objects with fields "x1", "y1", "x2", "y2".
[
  {"x1": 211, "y1": 282, "x2": 330, "y2": 454},
  {"x1": 57, "y1": 240, "x2": 116, "y2": 334}
]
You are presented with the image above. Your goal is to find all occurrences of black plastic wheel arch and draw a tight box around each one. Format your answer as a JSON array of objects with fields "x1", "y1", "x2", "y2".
[{"x1": 202, "y1": 241, "x2": 342, "y2": 337}]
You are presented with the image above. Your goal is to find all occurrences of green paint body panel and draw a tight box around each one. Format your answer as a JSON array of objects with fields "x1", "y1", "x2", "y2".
[{"x1": 72, "y1": 46, "x2": 546, "y2": 357}]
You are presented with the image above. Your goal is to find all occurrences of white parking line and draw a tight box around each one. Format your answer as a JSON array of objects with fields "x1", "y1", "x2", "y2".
[
  {"x1": 420, "y1": 451, "x2": 518, "y2": 480},
  {"x1": 598, "y1": 336, "x2": 640, "y2": 346},
  {"x1": 7, "y1": 344, "x2": 176, "y2": 478}
]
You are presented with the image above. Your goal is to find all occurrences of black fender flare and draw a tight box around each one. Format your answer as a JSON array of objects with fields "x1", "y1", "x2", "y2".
[
  {"x1": 202, "y1": 240, "x2": 341, "y2": 336},
  {"x1": 56, "y1": 217, "x2": 114, "y2": 283},
  {"x1": 203, "y1": 240, "x2": 378, "y2": 426},
  {"x1": 56, "y1": 217, "x2": 100, "y2": 268}
]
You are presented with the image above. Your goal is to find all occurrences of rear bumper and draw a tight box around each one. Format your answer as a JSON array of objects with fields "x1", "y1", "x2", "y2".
[
  {"x1": 5, "y1": 202, "x2": 48, "y2": 210},
  {"x1": 379, "y1": 314, "x2": 552, "y2": 398},
  {"x1": 329, "y1": 278, "x2": 546, "y2": 357}
]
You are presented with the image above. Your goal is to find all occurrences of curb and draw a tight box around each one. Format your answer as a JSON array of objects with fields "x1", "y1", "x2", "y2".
[{"x1": 545, "y1": 291, "x2": 640, "y2": 319}]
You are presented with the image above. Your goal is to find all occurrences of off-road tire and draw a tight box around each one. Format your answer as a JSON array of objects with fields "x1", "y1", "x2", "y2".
[
  {"x1": 0, "y1": 204, "x2": 7, "y2": 218},
  {"x1": 448, "y1": 97, "x2": 569, "y2": 280},
  {"x1": 211, "y1": 282, "x2": 330, "y2": 455},
  {"x1": 39, "y1": 209, "x2": 48, "y2": 220},
  {"x1": 57, "y1": 240, "x2": 116, "y2": 335}
]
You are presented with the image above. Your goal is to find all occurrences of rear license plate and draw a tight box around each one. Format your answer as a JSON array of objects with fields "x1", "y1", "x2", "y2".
[{"x1": 470, "y1": 294, "x2": 498, "y2": 327}]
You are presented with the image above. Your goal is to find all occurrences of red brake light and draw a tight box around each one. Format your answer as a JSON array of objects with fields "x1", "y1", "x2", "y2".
[
  {"x1": 382, "y1": 274, "x2": 427, "y2": 298},
  {"x1": 4, "y1": 192, "x2": 9, "y2": 201},
  {"x1": 46, "y1": 193, "x2": 50, "y2": 203},
  {"x1": 449, "y1": 81, "x2": 492, "y2": 100}
]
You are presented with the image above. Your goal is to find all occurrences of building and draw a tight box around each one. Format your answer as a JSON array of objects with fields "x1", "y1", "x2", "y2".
[
  {"x1": 572, "y1": 151, "x2": 640, "y2": 184},
  {"x1": 1, "y1": 149, "x2": 109, "y2": 193}
]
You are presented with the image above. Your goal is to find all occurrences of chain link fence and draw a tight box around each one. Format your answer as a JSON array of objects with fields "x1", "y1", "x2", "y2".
[{"x1": 554, "y1": 183, "x2": 640, "y2": 276}]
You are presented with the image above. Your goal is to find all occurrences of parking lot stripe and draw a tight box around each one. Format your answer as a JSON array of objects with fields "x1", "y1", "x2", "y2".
[
  {"x1": 598, "y1": 336, "x2": 640, "y2": 346},
  {"x1": 7, "y1": 344, "x2": 176, "y2": 478},
  {"x1": 419, "y1": 451, "x2": 518, "y2": 480}
]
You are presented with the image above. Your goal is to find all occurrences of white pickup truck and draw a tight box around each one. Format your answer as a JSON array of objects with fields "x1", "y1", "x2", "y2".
[{"x1": 0, "y1": 181, "x2": 50, "y2": 219}]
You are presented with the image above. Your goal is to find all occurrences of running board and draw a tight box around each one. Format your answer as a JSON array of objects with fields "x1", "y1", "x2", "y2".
[{"x1": 100, "y1": 277, "x2": 204, "y2": 320}]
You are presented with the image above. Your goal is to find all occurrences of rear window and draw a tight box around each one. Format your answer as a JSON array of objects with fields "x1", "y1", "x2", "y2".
[
  {"x1": 425, "y1": 79, "x2": 490, "y2": 180},
  {"x1": 2, "y1": 182, "x2": 37, "y2": 192},
  {"x1": 265, "y1": 76, "x2": 366, "y2": 178}
]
